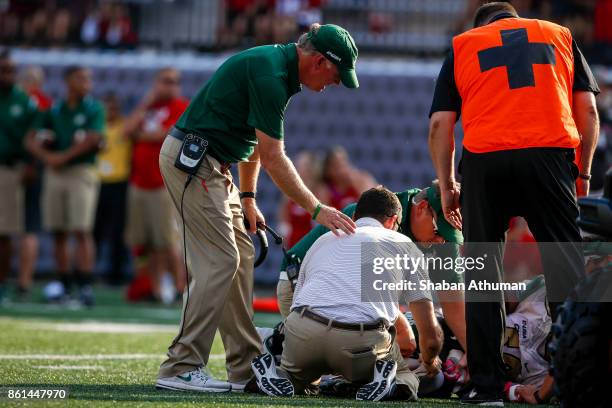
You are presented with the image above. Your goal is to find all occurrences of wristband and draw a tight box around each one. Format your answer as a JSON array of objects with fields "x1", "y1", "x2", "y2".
[
  {"x1": 579, "y1": 173, "x2": 592, "y2": 180},
  {"x1": 239, "y1": 192, "x2": 256, "y2": 199},
  {"x1": 312, "y1": 202, "x2": 322, "y2": 220}
]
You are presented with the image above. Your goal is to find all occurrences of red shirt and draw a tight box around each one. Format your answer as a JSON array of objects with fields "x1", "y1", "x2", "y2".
[
  {"x1": 130, "y1": 97, "x2": 189, "y2": 189},
  {"x1": 285, "y1": 200, "x2": 314, "y2": 248},
  {"x1": 328, "y1": 183, "x2": 360, "y2": 211},
  {"x1": 29, "y1": 89, "x2": 52, "y2": 111},
  {"x1": 595, "y1": 0, "x2": 612, "y2": 42}
]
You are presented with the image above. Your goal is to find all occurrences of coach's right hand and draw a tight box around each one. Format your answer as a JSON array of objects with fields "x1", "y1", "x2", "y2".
[{"x1": 315, "y1": 204, "x2": 356, "y2": 236}]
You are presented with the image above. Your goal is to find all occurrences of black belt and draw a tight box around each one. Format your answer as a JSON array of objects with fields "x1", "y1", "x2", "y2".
[
  {"x1": 168, "y1": 127, "x2": 231, "y2": 169},
  {"x1": 294, "y1": 306, "x2": 390, "y2": 331}
]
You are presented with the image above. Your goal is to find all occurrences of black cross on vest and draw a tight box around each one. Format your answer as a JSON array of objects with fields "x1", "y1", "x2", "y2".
[{"x1": 478, "y1": 28, "x2": 556, "y2": 89}]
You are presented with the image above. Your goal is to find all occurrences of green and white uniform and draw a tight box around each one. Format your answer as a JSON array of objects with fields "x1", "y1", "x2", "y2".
[{"x1": 0, "y1": 85, "x2": 39, "y2": 234}]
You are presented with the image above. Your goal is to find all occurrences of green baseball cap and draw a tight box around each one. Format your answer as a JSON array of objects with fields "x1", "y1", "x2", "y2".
[
  {"x1": 425, "y1": 184, "x2": 464, "y2": 245},
  {"x1": 308, "y1": 24, "x2": 359, "y2": 88}
]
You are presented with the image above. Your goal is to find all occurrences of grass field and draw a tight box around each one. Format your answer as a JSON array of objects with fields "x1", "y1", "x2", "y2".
[{"x1": 0, "y1": 286, "x2": 550, "y2": 407}]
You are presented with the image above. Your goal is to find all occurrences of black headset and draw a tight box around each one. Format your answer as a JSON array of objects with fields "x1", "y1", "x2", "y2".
[{"x1": 243, "y1": 218, "x2": 284, "y2": 267}]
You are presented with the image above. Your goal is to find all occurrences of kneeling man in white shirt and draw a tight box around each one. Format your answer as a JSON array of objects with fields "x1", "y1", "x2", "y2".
[{"x1": 251, "y1": 186, "x2": 443, "y2": 401}]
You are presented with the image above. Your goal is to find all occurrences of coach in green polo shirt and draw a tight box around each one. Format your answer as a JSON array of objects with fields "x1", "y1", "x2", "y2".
[
  {"x1": 156, "y1": 23, "x2": 359, "y2": 393},
  {"x1": 0, "y1": 50, "x2": 40, "y2": 301},
  {"x1": 277, "y1": 181, "x2": 467, "y2": 352},
  {"x1": 26, "y1": 66, "x2": 104, "y2": 308}
]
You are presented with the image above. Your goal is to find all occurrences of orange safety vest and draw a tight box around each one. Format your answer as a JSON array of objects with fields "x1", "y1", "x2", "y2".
[{"x1": 453, "y1": 17, "x2": 580, "y2": 153}]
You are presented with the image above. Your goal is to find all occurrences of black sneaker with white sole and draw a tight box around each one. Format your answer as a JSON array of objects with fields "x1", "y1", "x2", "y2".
[
  {"x1": 262, "y1": 323, "x2": 284, "y2": 366},
  {"x1": 460, "y1": 388, "x2": 504, "y2": 406},
  {"x1": 251, "y1": 353, "x2": 294, "y2": 397},
  {"x1": 356, "y1": 359, "x2": 398, "y2": 401}
]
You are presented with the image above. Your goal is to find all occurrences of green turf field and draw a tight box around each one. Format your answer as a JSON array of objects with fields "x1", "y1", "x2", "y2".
[{"x1": 0, "y1": 286, "x2": 550, "y2": 407}]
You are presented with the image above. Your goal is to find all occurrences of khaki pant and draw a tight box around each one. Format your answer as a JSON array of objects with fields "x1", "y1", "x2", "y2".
[
  {"x1": 125, "y1": 185, "x2": 176, "y2": 249},
  {"x1": 276, "y1": 279, "x2": 293, "y2": 320},
  {"x1": 279, "y1": 310, "x2": 419, "y2": 397},
  {"x1": 43, "y1": 164, "x2": 99, "y2": 232},
  {"x1": 0, "y1": 165, "x2": 24, "y2": 235},
  {"x1": 157, "y1": 136, "x2": 262, "y2": 382}
]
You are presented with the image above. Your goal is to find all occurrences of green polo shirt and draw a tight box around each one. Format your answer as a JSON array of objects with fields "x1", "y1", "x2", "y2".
[
  {"x1": 0, "y1": 86, "x2": 39, "y2": 164},
  {"x1": 40, "y1": 96, "x2": 105, "y2": 165},
  {"x1": 279, "y1": 189, "x2": 463, "y2": 284},
  {"x1": 175, "y1": 43, "x2": 302, "y2": 163}
]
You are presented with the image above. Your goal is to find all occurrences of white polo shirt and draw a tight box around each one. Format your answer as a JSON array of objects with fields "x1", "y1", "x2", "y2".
[{"x1": 291, "y1": 217, "x2": 431, "y2": 324}]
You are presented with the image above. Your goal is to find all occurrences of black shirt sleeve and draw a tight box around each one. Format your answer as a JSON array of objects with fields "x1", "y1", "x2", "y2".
[
  {"x1": 572, "y1": 39, "x2": 600, "y2": 95},
  {"x1": 429, "y1": 50, "x2": 462, "y2": 119}
]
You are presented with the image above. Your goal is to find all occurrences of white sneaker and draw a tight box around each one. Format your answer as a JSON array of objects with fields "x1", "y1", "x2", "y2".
[
  {"x1": 356, "y1": 359, "x2": 397, "y2": 401},
  {"x1": 251, "y1": 353, "x2": 294, "y2": 397},
  {"x1": 156, "y1": 367, "x2": 231, "y2": 392}
]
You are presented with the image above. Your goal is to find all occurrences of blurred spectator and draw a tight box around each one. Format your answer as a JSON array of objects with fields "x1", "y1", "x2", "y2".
[
  {"x1": 25, "y1": 65, "x2": 105, "y2": 307},
  {"x1": 593, "y1": 0, "x2": 612, "y2": 64},
  {"x1": 94, "y1": 93, "x2": 131, "y2": 285},
  {"x1": 272, "y1": 0, "x2": 300, "y2": 44},
  {"x1": 80, "y1": 2, "x2": 104, "y2": 46},
  {"x1": 81, "y1": 1, "x2": 136, "y2": 49},
  {"x1": 123, "y1": 68, "x2": 187, "y2": 302},
  {"x1": 219, "y1": 0, "x2": 323, "y2": 48},
  {"x1": 219, "y1": 0, "x2": 274, "y2": 48},
  {"x1": 547, "y1": 0, "x2": 595, "y2": 50},
  {"x1": 21, "y1": 6, "x2": 48, "y2": 46},
  {"x1": 20, "y1": 65, "x2": 51, "y2": 110},
  {"x1": 278, "y1": 150, "x2": 327, "y2": 247},
  {"x1": 272, "y1": 0, "x2": 324, "y2": 44},
  {"x1": 593, "y1": 70, "x2": 612, "y2": 190},
  {"x1": 0, "y1": 1, "x2": 20, "y2": 46},
  {"x1": 100, "y1": 2, "x2": 136, "y2": 48},
  {"x1": 322, "y1": 145, "x2": 376, "y2": 210},
  {"x1": 17, "y1": 65, "x2": 51, "y2": 300},
  {"x1": 48, "y1": 7, "x2": 72, "y2": 46},
  {"x1": 1, "y1": 0, "x2": 135, "y2": 49},
  {"x1": 0, "y1": 50, "x2": 40, "y2": 303},
  {"x1": 20, "y1": 2, "x2": 73, "y2": 47}
]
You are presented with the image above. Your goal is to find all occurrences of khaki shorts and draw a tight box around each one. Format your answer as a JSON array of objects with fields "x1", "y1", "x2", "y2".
[
  {"x1": 279, "y1": 311, "x2": 418, "y2": 396},
  {"x1": 125, "y1": 185, "x2": 177, "y2": 249},
  {"x1": 0, "y1": 165, "x2": 24, "y2": 235},
  {"x1": 43, "y1": 164, "x2": 100, "y2": 232}
]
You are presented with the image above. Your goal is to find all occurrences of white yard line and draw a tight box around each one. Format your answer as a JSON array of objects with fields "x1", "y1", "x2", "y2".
[
  {"x1": 0, "y1": 354, "x2": 225, "y2": 360},
  {"x1": 24, "y1": 321, "x2": 177, "y2": 333},
  {"x1": 32, "y1": 365, "x2": 104, "y2": 370}
]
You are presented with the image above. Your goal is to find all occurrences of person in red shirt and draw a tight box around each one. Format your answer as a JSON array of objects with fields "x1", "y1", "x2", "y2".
[
  {"x1": 322, "y1": 146, "x2": 376, "y2": 210},
  {"x1": 17, "y1": 65, "x2": 52, "y2": 299},
  {"x1": 278, "y1": 151, "x2": 327, "y2": 247},
  {"x1": 124, "y1": 68, "x2": 188, "y2": 301},
  {"x1": 20, "y1": 66, "x2": 52, "y2": 110}
]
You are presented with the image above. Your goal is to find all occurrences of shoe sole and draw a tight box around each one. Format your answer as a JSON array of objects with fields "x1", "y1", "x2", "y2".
[
  {"x1": 251, "y1": 354, "x2": 294, "y2": 397},
  {"x1": 155, "y1": 379, "x2": 230, "y2": 393},
  {"x1": 356, "y1": 360, "x2": 397, "y2": 401},
  {"x1": 460, "y1": 400, "x2": 504, "y2": 406},
  {"x1": 230, "y1": 383, "x2": 247, "y2": 393}
]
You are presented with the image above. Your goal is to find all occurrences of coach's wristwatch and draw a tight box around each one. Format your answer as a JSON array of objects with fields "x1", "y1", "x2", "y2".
[
  {"x1": 239, "y1": 192, "x2": 256, "y2": 199},
  {"x1": 578, "y1": 173, "x2": 592, "y2": 180}
]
